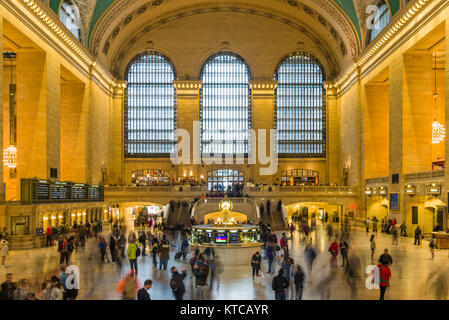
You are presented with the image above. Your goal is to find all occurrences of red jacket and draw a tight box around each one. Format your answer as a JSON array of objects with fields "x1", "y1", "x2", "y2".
[
  {"x1": 280, "y1": 237, "x2": 287, "y2": 248},
  {"x1": 378, "y1": 264, "x2": 391, "y2": 287},
  {"x1": 46, "y1": 226, "x2": 52, "y2": 236},
  {"x1": 329, "y1": 242, "x2": 339, "y2": 255}
]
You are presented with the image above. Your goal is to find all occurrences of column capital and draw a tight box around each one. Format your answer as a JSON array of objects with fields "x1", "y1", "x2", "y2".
[
  {"x1": 174, "y1": 80, "x2": 202, "y2": 98},
  {"x1": 113, "y1": 81, "x2": 127, "y2": 97},
  {"x1": 249, "y1": 80, "x2": 277, "y2": 98}
]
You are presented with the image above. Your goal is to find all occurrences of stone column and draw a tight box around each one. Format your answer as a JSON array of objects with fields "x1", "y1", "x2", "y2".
[
  {"x1": 389, "y1": 54, "x2": 404, "y2": 221},
  {"x1": 60, "y1": 79, "x2": 88, "y2": 182},
  {"x1": 173, "y1": 80, "x2": 202, "y2": 178},
  {"x1": 325, "y1": 83, "x2": 339, "y2": 185},
  {"x1": 249, "y1": 80, "x2": 277, "y2": 185},
  {"x1": 110, "y1": 81, "x2": 126, "y2": 184},
  {"x1": 16, "y1": 51, "x2": 60, "y2": 195},
  {"x1": 0, "y1": 17, "x2": 4, "y2": 202},
  {"x1": 444, "y1": 19, "x2": 449, "y2": 196}
]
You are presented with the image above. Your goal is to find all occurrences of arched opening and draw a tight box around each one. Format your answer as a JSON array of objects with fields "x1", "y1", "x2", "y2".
[
  {"x1": 124, "y1": 51, "x2": 177, "y2": 157},
  {"x1": 59, "y1": 0, "x2": 83, "y2": 41},
  {"x1": 200, "y1": 52, "x2": 251, "y2": 157},
  {"x1": 274, "y1": 52, "x2": 326, "y2": 158}
]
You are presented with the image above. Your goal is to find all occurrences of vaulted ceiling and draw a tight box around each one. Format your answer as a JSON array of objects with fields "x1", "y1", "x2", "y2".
[{"x1": 48, "y1": 0, "x2": 405, "y2": 80}]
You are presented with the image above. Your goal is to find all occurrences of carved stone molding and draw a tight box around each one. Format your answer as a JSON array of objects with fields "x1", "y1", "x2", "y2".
[
  {"x1": 250, "y1": 80, "x2": 278, "y2": 98},
  {"x1": 108, "y1": 5, "x2": 341, "y2": 79},
  {"x1": 173, "y1": 80, "x2": 203, "y2": 98}
]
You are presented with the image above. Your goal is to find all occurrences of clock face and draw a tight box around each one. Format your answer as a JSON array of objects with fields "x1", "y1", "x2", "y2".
[{"x1": 220, "y1": 200, "x2": 232, "y2": 211}]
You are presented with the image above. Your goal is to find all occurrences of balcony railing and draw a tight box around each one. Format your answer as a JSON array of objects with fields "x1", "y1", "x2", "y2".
[
  {"x1": 404, "y1": 170, "x2": 445, "y2": 182},
  {"x1": 365, "y1": 176, "x2": 389, "y2": 185}
]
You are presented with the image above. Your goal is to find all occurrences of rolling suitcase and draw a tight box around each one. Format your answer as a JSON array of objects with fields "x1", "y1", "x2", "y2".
[{"x1": 174, "y1": 251, "x2": 183, "y2": 260}]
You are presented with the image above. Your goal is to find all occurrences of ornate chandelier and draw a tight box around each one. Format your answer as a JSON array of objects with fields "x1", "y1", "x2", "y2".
[
  {"x1": 3, "y1": 145, "x2": 17, "y2": 168},
  {"x1": 431, "y1": 53, "x2": 445, "y2": 144},
  {"x1": 432, "y1": 121, "x2": 445, "y2": 144}
]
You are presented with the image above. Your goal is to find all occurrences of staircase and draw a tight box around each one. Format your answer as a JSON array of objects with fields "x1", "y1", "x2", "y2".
[
  {"x1": 165, "y1": 202, "x2": 180, "y2": 225},
  {"x1": 270, "y1": 208, "x2": 287, "y2": 231},
  {"x1": 178, "y1": 203, "x2": 193, "y2": 226}
]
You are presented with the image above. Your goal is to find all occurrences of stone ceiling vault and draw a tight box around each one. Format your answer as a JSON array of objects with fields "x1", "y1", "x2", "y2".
[{"x1": 86, "y1": 0, "x2": 362, "y2": 80}]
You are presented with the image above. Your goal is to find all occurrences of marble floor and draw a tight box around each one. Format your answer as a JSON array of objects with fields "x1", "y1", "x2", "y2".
[{"x1": 1, "y1": 222, "x2": 447, "y2": 300}]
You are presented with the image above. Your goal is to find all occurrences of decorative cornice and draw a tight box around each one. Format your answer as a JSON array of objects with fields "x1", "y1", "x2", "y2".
[
  {"x1": 249, "y1": 80, "x2": 278, "y2": 98},
  {"x1": 173, "y1": 80, "x2": 203, "y2": 90},
  {"x1": 173, "y1": 80, "x2": 202, "y2": 98},
  {"x1": 19, "y1": 0, "x2": 118, "y2": 89},
  {"x1": 333, "y1": 0, "x2": 432, "y2": 90},
  {"x1": 109, "y1": 5, "x2": 341, "y2": 79}
]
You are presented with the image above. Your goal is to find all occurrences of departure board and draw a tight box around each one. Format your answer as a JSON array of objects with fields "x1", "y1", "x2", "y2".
[
  {"x1": 37, "y1": 182, "x2": 50, "y2": 200},
  {"x1": 88, "y1": 186, "x2": 101, "y2": 200},
  {"x1": 72, "y1": 185, "x2": 87, "y2": 199},
  {"x1": 21, "y1": 178, "x2": 104, "y2": 204},
  {"x1": 50, "y1": 184, "x2": 70, "y2": 200}
]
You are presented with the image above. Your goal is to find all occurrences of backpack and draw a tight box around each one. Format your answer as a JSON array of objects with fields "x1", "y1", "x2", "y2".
[{"x1": 169, "y1": 278, "x2": 180, "y2": 292}]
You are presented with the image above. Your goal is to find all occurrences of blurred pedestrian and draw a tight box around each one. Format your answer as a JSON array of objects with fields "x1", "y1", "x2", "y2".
[
  {"x1": 1, "y1": 239, "x2": 9, "y2": 267},
  {"x1": 293, "y1": 265, "x2": 305, "y2": 300},
  {"x1": 272, "y1": 268, "x2": 289, "y2": 300},
  {"x1": 137, "y1": 279, "x2": 152, "y2": 300}
]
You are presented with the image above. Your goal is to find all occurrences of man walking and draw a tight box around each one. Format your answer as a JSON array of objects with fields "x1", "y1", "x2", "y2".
[
  {"x1": 414, "y1": 226, "x2": 422, "y2": 245},
  {"x1": 170, "y1": 266, "x2": 187, "y2": 300},
  {"x1": 137, "y1": 279, "x2": 153, "y2": 300},
  {"x1": 339, "y1": 238, "x2": 349, "y2": 267},
  {"x1": 272, "y1": 268, "x2": 289, "y2": 300},
  {"x1": 378, "y1": 263, "x2": 391, "y2": 300}
]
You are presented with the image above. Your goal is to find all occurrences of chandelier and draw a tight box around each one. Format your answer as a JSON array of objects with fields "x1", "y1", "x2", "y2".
[
  {"x1": 3, "y1": 52, "x2": 17, "y2": 169},
  {"x1": 431, "y1": 53, "x2": 445, "y2": 144},
  {"x1": 3, "y1": 145, "x2": 17, "y2": 168},
  {"x1": 432, "y1": 121, "x2": 445, "y2": 144}
]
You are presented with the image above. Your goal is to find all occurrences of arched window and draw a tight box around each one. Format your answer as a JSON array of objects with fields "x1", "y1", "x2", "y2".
[
  {"x1": 367, "y1": 1, "x2": 390, "y2": 43},
  {"x1": 125, "y1": 52, "x2": 177, "y2": 157},
  {"x1": 274, "y1": 52, "x2": 326, "y2": 158},
  {"x1": 207, "y1": 169, "x2": 244, "y2": 192},
  {"x1": 59, "y1": 0, "x2": 82, "y2": 41},
  {"x1": 200, "y1": 52, "x2": 251, "y2": 156}
]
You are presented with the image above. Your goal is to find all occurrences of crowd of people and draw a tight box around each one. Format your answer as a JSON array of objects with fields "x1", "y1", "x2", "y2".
[{"x1": 0, "y1": 210, "x2": 445, "y2": 301}]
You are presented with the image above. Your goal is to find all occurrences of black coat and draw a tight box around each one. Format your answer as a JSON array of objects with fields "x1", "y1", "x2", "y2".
[
  {"x1": 137, "y1": 288, "x2": 151, "y2": 300},
  {"x1": 171, "y1": 271, "x2": 187, "y2": 294},
  {"x1": 272, "y1": 275, "x2": 289, "y2": 293}
]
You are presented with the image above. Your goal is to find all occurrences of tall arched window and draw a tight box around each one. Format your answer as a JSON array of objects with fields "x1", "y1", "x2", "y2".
[
  {"x1": 274, "y1": 52, "x2": 326, "y2": 158},
  {"x1": 59, "y1": 0, "x2": 82, "y2": 41},
  {"x1": 125, "y1": 52, "x2": 177, "y2": 157},
  {"x1": 367, "y1": 1, "x2": 390, "y2": 43},
  {"x1": 200, "y1": 52, "x2": 251, "y2": 156}
]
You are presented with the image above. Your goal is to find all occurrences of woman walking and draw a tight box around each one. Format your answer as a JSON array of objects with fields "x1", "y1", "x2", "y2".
[
  {"x1": 1, "y1": 239, "x2": 8, "y2": 267},
  {"x1": 370, "y1": 234, "x2": 376, "y2": 262},
  {"x1": 329, "y1": 239, "x2": 339, "y2": 268}
]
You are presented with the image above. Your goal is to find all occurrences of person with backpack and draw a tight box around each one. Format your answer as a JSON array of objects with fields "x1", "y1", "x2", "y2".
[
  {"x1": 127, "y1": 238, "x2": 141, "y2": 274},
  {"x1": 280, "y1": 233, "x2": 288, "y2": 256},
  {"x1": 378, "y1": 263, "x2": 391, "y2": 300},
  {"x1": 158, "y1": 240, "x2": 170, "y2": 271},
  {"x1": 59, "y1": 236, "x2": 70, "y2": 265},
  {"x1": 170, "y1": 266, "x2": 187, "y2": 300},
  {"x1": 99, "y1": 237, "x2": 108, "y2": 263},
  {"x1": 193, "y1": 263, "x2": 209, "y2": 300},
  {"x1": 272, "y1": 268, "x2": 289, "y2": 300},
  {"x1": 151, "y1": 237, "x2": 160, "y2": 268},
  {"x1": 293, "y1": 265, "x2": 306, "y2": 300}
]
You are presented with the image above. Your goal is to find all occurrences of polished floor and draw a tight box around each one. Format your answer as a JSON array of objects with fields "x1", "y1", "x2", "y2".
[{"x1": 1, "y1": 222, "x2": 447, "y2": 300}]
